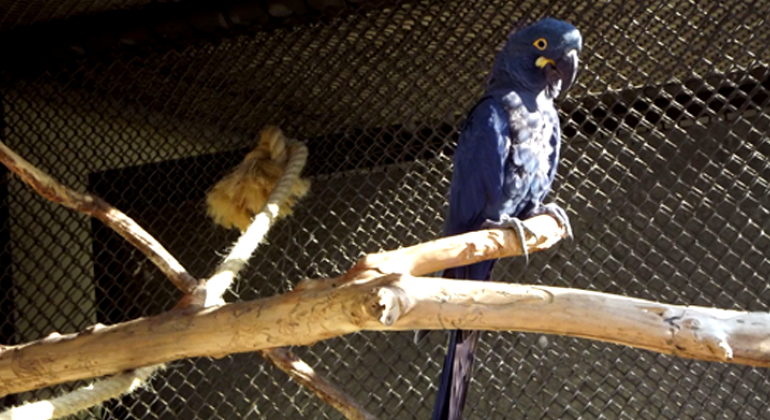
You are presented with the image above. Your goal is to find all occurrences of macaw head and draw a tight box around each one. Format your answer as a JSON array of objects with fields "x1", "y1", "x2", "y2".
[{"x1": 488, "y1": 18, "x2": 582, "y2": 99}]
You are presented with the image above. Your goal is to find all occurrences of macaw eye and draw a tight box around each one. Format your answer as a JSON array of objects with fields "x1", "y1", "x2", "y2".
[{"x1": 533, "y1": 38, "x2": 548, "y2": 51}]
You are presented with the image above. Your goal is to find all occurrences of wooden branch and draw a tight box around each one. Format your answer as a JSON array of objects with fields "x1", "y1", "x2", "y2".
[
  {"x1": 258, "y1": 348, "x2": 378, "y2": 420},
  {"x1": 296, "y1": 213, "x2": 566, "y2": 291},
  {"x1": 3, "y1": 262, "x2": 770, "y2": 396},
  {"x1": 0, "y1": 140, "x2": 198, "y2": 294}
]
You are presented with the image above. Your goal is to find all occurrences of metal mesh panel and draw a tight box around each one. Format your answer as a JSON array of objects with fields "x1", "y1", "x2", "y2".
[
  {"x1": 0, "y1": 0, "x2": 159, "y2": 30},
  {"x1": 1, "y1": 0, "x2": 770, "y2": 419}
]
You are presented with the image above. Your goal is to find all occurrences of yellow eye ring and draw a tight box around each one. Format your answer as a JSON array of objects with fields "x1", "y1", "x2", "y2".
[{"x1": 533, "y1": 38, "x2": 548, "y2": 50}]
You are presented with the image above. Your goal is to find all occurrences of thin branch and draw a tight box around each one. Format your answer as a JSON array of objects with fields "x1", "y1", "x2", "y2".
[
  {"x1": 258, "y1": 348, "x2": 378, "y2": 420},
  {"x1": 0, "y1": 140, "x2": 198, "y2": 294},
  {"x1": 0, "y1": 140, "x2": 185, "y2": 420},
  {"x1": 296, "y1": 213, "x2": 566, "y2": 291}
]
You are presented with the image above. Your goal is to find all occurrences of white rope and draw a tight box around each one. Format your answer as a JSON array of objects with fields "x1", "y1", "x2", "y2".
[
  {"x1": 205, "y1": 142, "x2": 309, "y2": 306},
  {"x1": 0, "y1": 365, "x2": 160, "y2": 420}
]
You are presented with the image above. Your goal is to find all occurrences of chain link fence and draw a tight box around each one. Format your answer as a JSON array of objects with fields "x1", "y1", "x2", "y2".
[{"x1": 1, "y1": 0, "x2": 769, "y2": 418}]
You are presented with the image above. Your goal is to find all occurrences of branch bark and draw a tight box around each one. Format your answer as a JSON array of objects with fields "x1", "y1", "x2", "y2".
[
  {"x1": 297, "y1": 213, "x2": 565, "y2": 290},
  {"x1": 2, "y1": 275, "x2": 768, "y2": 397},
  {"x1": 2, "y1": 216, "x2": 768, "y2": 397},
  {"x1": 258, "y1": 348, "x2": 378, "y2": 420},
  {"x1": 0, "y1": 141, "x2": 198, "y2": 294}
]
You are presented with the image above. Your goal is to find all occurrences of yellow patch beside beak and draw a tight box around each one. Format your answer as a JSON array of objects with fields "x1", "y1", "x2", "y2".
[{"x1": 535, "y1": 56, "x2": 555, "y2": 68}]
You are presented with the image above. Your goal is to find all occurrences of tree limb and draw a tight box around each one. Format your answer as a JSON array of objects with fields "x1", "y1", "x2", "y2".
[
  {"x1": 0, "y1": 140, "x2": 198, "y2": 294},
  {"x1": 3, "y1": 216, "x2": 768, "y2": 397},
  {"x1": 258, "y1": 348, "x2": 378, "y2": 420},
  {"x1": 297, "y1": 213, "x2": 565, "y2": 290}
]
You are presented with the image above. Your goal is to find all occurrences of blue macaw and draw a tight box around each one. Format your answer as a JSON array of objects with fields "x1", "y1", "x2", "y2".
[{"x1": 429, "y1": 18, "x2": 582, "y2": 420}]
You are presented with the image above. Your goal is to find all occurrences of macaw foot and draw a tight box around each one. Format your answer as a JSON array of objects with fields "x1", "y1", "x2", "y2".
[
  {"x1": 482, "y1": 215, "x2": 534, "y2": 264},
  {"x1": 533, "y1": 203, "x2": 573, "y2": 241}
]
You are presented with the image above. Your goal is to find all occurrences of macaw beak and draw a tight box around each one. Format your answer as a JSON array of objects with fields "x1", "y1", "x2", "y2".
[
  {"x1": 555, "y1": 49, "x2": 579, "y2": 93},
  {"x1": 539, "y1": 48, "x2": 579, "y2": 98}
]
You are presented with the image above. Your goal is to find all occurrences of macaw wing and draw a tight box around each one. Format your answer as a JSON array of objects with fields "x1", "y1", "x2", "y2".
[{"x1": 444, "y1": 97, "x2": 510, "y2": 237}]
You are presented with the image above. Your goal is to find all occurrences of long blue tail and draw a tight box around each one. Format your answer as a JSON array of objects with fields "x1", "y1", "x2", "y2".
[{"x1": 431, "y1": 260, "x2": 495, "y2": 420}]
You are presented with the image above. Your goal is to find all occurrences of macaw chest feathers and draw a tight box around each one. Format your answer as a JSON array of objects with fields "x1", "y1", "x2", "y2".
[
  {"x1": 511, "y1": 133, "x2": 553, "y2": 178},
  {"x1": 502, "y1": 95, "x2": 556, "y2": 182}
]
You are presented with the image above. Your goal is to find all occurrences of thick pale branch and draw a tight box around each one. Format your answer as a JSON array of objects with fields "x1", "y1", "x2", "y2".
[
  {"x1": 296, "y1": 213, "x2": 566, "y2": 291},
  {"x1": 0, "y1": 140, "x2": 197, "y2": 294},
  {"x1": 3, "y1": 275, "x2": 769, "y2": 397}
]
